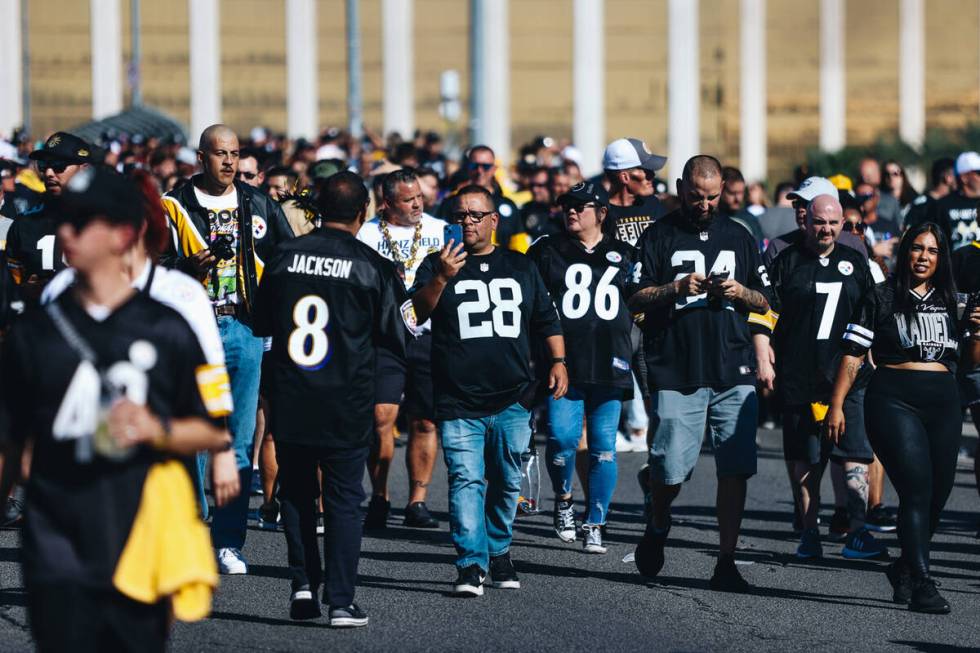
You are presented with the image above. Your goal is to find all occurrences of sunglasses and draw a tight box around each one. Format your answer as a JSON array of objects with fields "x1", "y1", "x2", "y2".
[
  {"x1": 237, "y1": 171, "x2": 258, "y2": 181},
  {"x1": 562, "y1": 202, "x2": 597, "y2": 215},
  {"x1": 467, "y1": 162, "x2": 494, "y2": 172},
  {"x1": 39, "y1": 160, "x2": 73, "y2": 174},
  {"x1": 450, "y1": 210, "x2": 495, "y2": 224},
  {"x1": 844, "y1": 221, "x2": 864, "y2": 233},
  {"x1": 856, "y1": 193, "x2": 875, "y2": 202}
]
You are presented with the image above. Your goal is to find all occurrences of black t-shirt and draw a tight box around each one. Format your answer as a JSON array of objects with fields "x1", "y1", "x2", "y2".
[
  {"x1": 904, "y1": 193, "x2": 935, "y2": 232},
  {"x1": 253, "y1": 228, "x2": 410, "y2": 448},
  {"x1": 605, "y1": 196, "x2": 666, "y2": 248},
  {"x1": 527, "y1": 234, "x2": 636, "y2": 389},
  {"x1": 952, "y1": 241, "x2": 980, "y2": 293},
  {"x1": 927, "y1": 191, "x2": 980, "y2": 248},
  {"x1": 0, "y1": 291, "x2": 212, "y2": 588},
  {"x1": 768, "y1": 243, "x2": 877, "y2": 404},
  {"x1": 412, "y1": 246, "x2": 562, "y2": 420},
  {"x1": 5, "y1": 202, "x2": 67, "y2": 283},
  {"x1": 843, "y1": 279, "x2": 960, "y2": 373},
  {"x1": 633, "y1": 210, "x2": 771, "y2": 390}
]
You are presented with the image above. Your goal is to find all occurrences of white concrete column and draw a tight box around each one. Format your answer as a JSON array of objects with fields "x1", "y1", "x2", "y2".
[
  {"x1": 668, "y1": 0, "x2": 699, "y2": 186},
  {"x1": 819, "y1": 0, "x2": 845, "y2": 152},
  {"x1": 382, "y1": 0, "x2": 414, "y2": 138},
  {"x1": 0, "y1": 0, "x2": 23, "y2": 138},
  {"x1": 471, "y1": 0, "x2": 510, "y2": 164},
  {"x1": 739, "y1": 0, "x2": 766, "y2": 181},
  {"x1": 287, "y1": 0, "x2": 317, "y2": 139},
  {"x1": 90, "y1": 0, "x2": 123, "y2": 119},
  {"x1": 189, "y1": 0, "x2": 221, "y2": 143},
  {"x1": 899, "y1": 0, "x2": 924, "y2": 148},
  {"x1": 573, "y1": 0, "x2": 604, "y2": 178}
]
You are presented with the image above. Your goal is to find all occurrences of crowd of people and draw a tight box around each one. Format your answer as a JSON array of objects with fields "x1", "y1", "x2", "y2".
[{"x1": 0, "y1": 120, "x2": 978, "y2": 649}]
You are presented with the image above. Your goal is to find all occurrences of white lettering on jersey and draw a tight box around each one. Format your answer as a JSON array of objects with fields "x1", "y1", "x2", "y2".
[
  {"x1": 455, "y1": 278, "x2": 523, "y2": 339},
  {"x1": 895, "y1": 312, "x2": 958, "y2": 360},
  {"x1": 671, "y1": 249, "x2": 736, "y2": 310},
  {"x1": 286, "y1": 254, "x2": 354, "y2": 279}
]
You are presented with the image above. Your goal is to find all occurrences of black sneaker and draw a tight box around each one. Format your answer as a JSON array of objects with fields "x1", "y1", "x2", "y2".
[
  {"x1": 635, "y1": 518, "x2": 670, "y2": 579},
  {"x1": 828, "y1": 507, "x2": 849, "y2": 541},
  {"x1": 865, "y1": 504, "x2": 897, "y2": 532},
  {"x1": 364, "y1": 495, "x2": 390, "y2": 530},
  {"x1": 403, "y1": 501, "x2": 439, "y2": 528},
  {"x1": 709, "y1": 555, "x2": 751, "y2": 593},
  {"x1": 453, "y1": 564, "x2": 486, "y2": 597},
  {"x1": 909, "y1": 575, "x2": 950, "y2": 614},
  {"x1": 328, "y1": 603, "x2": 369, "y2": 627},
  {"x1": 554, "y1": 499, "x2": 576, "y2": 543},
  {"x1": 637, "y1": 465, "x2": 652, "y2": 521},
  {"x1": 489, "y1": 553, "x2": 520, "y2": 589},
  {"x1": 258, "y1": 500, "x2": 280, "y2": 531},
  {"x1": 885, "y1": 560, "x2": 913, "y2": 604},
  {"x1": 289, "y1": 587, "x2": 321, "y2": 620}
]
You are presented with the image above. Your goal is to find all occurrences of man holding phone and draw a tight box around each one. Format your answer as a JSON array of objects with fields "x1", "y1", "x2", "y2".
[
  {"x1": 356, "y1": 168, "x2": 447, "y2": 529},
  {"x1": 162, "y1": 124, "x2": 293, "y2": 575}
]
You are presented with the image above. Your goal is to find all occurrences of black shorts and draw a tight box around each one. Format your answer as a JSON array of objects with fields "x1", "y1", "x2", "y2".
[
  {"x1": 375, "y1": 331, "x2": 434, "y2": 420},
  {"x1": 782, "y1": 387, "x2": 873, "y2": 464}
]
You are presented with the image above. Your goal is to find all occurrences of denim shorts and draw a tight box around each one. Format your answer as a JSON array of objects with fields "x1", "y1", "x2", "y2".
[{"x1": 648, "y1": 384, "x2": 758, "y2": 485}]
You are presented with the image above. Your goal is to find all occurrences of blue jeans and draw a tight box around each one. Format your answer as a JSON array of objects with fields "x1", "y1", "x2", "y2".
[
  {"x1": 199, "y1": 315, "x2": 263, "y2": 549},
  {"x1": 546, "y1": 385, "x2": 624, "y2": 525},
  {"x1": 440, "y1": 402, "x2": 532, "y2": 572}
]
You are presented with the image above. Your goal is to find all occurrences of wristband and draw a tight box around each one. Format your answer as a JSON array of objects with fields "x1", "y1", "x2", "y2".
[
  {"x1": 150, "y1": 416, "x2": 172, "y2": 450},
  {"x1": 552, "y1": 357, "x2": 566, "y2": 365}
]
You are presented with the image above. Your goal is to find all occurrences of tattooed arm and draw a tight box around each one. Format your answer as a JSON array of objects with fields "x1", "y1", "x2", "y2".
[
  {"x1": 627, "y1": 273, "x2": 705, "y2": 312},
  {"x1": 825, "y1": 354, "x2": 865, "y2": 444}
]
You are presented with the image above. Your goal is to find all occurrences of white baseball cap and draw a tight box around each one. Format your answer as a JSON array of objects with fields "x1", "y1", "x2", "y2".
[
  {"x1": 602, "y1": 138, "x2": 667, "y2": 172},
  {"x1": 787, "y1": 176, "x2": 839, "y2": 202},
  {"x1": 955, "y1": 151, "x2": 980, "y2": 176}
]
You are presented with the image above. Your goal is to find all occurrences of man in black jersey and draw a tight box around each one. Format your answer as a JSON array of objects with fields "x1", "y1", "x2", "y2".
[
  {"x1": 755, "y1": 194, "x2": 887, "y2": 560},
  {"x1": 926, "y1": 151, "x2": 980, "y2": 248},
  {"x1": 6, "y1": 132, "x2": 97, "y2": 304},
  {"x1": 0, "y1": 168, "x2": 230, "y2": 651},
  {"x1": 527, "y1": 181, "x2": 636, "y2": 553},
  {"x1": 628, "y1": 155, "x2": 771, "y2": 592},
  {"x1": 602, "y1": 138, "x2": 667, "y2": 248},
  {"x1": 905, "y1": 158, "x2": 955, "y2": 232},
  {"x1": 254, "y1": 172, "x2": 411, "y2": 627},
  {"x1": 413, "y1": 184, "x2": 566, "y2": 597}
]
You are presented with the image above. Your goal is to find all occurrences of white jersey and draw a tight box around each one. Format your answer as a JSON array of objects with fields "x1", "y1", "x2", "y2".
[{"x1": 42, "y1": 261, "x2": 227, "y2": 369}]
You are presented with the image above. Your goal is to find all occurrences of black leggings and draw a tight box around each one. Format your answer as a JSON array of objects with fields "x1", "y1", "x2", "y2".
[{"x1": 864, "y1": 367, "x2": 961, "y2": 576}]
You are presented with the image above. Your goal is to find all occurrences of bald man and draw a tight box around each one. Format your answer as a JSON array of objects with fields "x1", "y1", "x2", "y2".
[
  {"x1": 162, "y1": 124, "x2": 294, "y2": 575},
  {"x1": 754, "y1": 193, "x2": 888, "y2": 562},
  {"x1": 629, "y1": 155, "x2": 771, "y2": 592}
]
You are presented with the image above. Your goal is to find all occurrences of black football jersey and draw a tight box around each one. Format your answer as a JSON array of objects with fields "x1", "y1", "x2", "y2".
[
  {"x1": 604, "y1": 196, "x2": 666, "y2": 248},
  {"x1": 5, "y1": 203, "x2": 66, "y2": 283},
  {"x1": 412, "y1": 246, "x2": 562, "y2": 420},
  {"x1": 768, "y1": 243, "x2": 877, "y2": 404},
  {"x1": 633, "y1": 210, "x2": 772, "y2": 390},
  {"x1": 0, "y1": 291, "x2": 213, "y2": 588},
  {"x1": 527, "y1": 234, "x2": 636, "y2": 388},
  {"x1": 952, "y1": 241, "x2": 980, "y2": 293},
  {"x1": 927, "y1": 191, "x2": 980, "y2": 248},
  {"x1": 842, "y1": 278, "x2": 960, "y2": 372},
  {"x1": 253, "y1": 228, "x2": 410, "y2": 448}
]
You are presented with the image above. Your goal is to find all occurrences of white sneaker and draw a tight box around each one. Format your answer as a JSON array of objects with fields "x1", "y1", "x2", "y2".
[
  {"x1": 582, "y1": 524, "x2": 607, "y2": 554},
  {"x1": 615, "y1": 432, "x2": 634, "y2": 452},
  {"x1": 217, "y1": 547, "x2": 248, "y2": 574},
  {"x1": 628, "y1": 433, "x2": 648, "y2": 453}
]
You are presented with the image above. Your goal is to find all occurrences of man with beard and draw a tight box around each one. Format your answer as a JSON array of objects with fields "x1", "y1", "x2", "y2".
[{"x1": 628, "y1": 155, "x2": 771, "y2": 592}]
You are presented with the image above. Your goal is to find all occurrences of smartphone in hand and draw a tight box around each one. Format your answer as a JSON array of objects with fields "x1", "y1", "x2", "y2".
[{"x1": 444, "y1": 223, "x2": 464, "y2": 248}]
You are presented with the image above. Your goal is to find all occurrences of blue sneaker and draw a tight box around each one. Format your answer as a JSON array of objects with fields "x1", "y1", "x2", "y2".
[
  {"x1": 796, "y1": 527, "x2": 823, "y2": 559},
  {"x1": 842, "y1": 527, "x2": 889, "y2": 559}
]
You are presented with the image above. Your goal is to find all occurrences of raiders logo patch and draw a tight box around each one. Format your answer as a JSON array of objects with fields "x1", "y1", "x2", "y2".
[
  {"x1": 606, "y1": 251, "x2": 623, "y2": 263},
  {"x1": 400, "y1": 299, "x2": 423, "y2": 337},
  {"x1": 253, "y1": 216, "x2": 268, "y2": 239},
  {"x1": 838, "y1": 260, "x2": 854, "y2": 276}
]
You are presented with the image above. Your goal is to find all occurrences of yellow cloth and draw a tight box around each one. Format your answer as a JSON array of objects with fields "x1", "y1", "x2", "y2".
[
  {"x1": 16, "y1": 169, "x2": 45, "y2": 193},
  {"x1": 113, "y1": 460, "x2": 218, "y2": 622}
]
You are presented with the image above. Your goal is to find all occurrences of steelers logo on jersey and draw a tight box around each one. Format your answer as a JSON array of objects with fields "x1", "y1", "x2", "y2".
[
  {"x1": 606, "y1": 251, "x2": 623, "y2": 263},
  {"x1": 838, "y1": 260, "x2": 854, "y2": 276},
  {"x1": 253, "y1": 216, "x2": 268, "y2": 240}
]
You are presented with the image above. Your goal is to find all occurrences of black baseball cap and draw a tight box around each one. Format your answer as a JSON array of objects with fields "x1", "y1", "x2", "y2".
[
  {"x1": 55, "y1": 167, "x2": 144, "y2": 228},
  {"x1": 29, "y1": 132, "x2": 98, "y2": 165},
  {"x1": 557, "y1": 181, "x2": 609, "y2": 207}
]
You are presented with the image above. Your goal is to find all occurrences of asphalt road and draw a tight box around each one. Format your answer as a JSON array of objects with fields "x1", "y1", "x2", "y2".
[{"x1": 1, "y1": 427, "x2": 979, "y2": 652}]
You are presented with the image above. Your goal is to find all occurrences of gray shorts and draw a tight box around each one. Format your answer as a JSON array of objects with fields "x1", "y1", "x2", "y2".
[{"x1": 648, "y1": 385, "x2": 758, "y2": 485}]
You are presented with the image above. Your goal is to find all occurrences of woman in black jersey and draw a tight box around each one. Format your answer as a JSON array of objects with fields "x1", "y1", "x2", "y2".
[{"x1": 827, "y1": 222, "x2": 980, "y2": 614}]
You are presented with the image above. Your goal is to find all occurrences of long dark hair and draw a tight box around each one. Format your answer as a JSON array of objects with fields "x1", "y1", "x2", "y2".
[
  {"x1": 893, "y1": 221, "x2": 958, "y2": 326},
  {"x1": 881, "y1": 160, "x2": 918, "y2": 208}
]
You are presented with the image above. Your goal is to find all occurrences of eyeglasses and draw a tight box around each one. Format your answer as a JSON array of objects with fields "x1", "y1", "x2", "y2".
[
  {"x1": 562, "y1": 202, "x2": 597, "y2": 215},
  {"x1": 39, "y1": 160, "x2": 73, "y2": 174},
  {"x1": 237, "y1": 171, "x2": 258, "y2": 181},
  {"x1": 467, "y1": 162, "x2": 494, "y2": 172},
  {"x1": 450, "y1": 210, "x2": 495, "y2": 224}
]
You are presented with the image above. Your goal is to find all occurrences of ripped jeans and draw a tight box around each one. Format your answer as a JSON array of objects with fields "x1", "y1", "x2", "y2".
[{"x1": 546, "y1": 384, "x2": 624, "y2": 526}]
